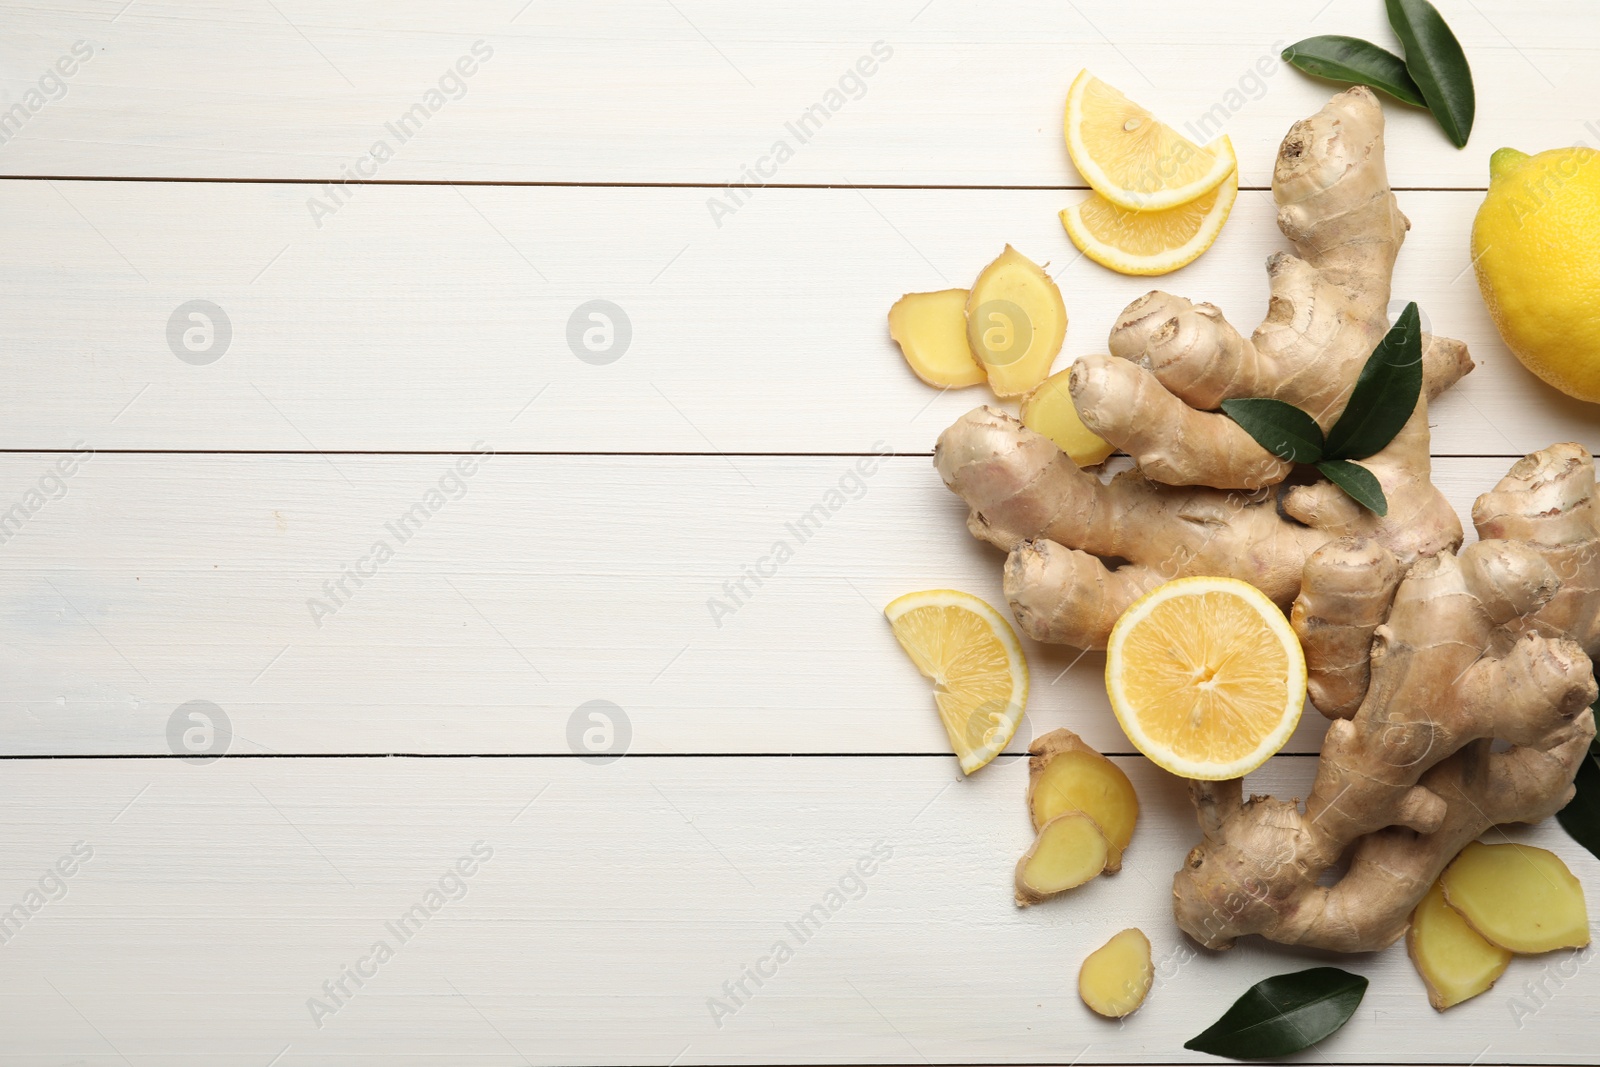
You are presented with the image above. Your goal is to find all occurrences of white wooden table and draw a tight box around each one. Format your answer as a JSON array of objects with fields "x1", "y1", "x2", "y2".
[{"x1": 2, "y1": 2, "x2": 1598, "y2": 1063}]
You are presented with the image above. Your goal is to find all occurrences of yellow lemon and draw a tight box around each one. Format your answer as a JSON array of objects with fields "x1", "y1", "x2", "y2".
[
  {"x1": 885, "y1": 589, "x2": 1029, "y2": 774},
  {"x1": 1060, "y1": 169, "x2": 1238, "y2": 276},
  {"x1": 1065, "y1": 70, "x2": 1236, "y2": 212},
  {"x1": 1472, "y1": 146, "x2": 1600, "y2": 402},
  {"x1": 1105, "y1": 576, "x2": 1304, "y2": 780}
]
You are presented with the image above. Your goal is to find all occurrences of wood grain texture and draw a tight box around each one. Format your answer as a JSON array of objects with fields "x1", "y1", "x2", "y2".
[
  {"x1": 5, "y1": 4, "x2": 1600, "y2": 1063},
  {"x1": 0, "y1": 756, "x2": 1592, "y2": 1065},
  {"x1": 3, "y1": 180, "x2": 1599, "y2": 454},
  {"x1": 0, "y1": 0, "x2": 1595, "y2": 186},
  {"x1": 0, "y1": 452, "x2": 1560, "y2": 757}
]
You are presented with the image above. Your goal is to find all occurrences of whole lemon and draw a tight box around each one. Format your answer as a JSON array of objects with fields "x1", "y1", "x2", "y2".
[{"x1": 1472, "y1": 146, "x2": 1600, "y2": 402}]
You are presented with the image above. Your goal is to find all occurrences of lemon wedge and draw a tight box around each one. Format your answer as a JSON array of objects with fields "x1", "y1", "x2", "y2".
[
  {"x1": 1065, "y1": 70, "x2": 1236, "y2": 212},
  {"x1": 886, "y1": 589, "x2": 1029, "y2": 774}
]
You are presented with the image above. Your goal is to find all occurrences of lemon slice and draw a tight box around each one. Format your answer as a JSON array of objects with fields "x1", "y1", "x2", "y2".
[
  {"x1": 1061, "y1": 170, "x2": 1238, "y2": 276},
  {"x1": 1105, "y1": 577, "x2": 1304, "y2": 780},
  {"x1": 1065, "y1": 70, "x2": 1236, "y2": 212},
  {"x1": 886, "y1": 589, "x2": 1029, "y2": 774}
]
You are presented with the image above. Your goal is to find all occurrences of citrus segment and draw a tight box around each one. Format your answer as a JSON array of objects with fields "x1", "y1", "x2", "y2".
[
  {"x1": 1061, "y1": 170, "x2": 1237, "y2": 276},
  {"x1": 885, "y1": 589, "x2": 1029, "y2": 774},
  {"x1": 1065, "y1": 70, "x2": 1236, "y2": 211}
]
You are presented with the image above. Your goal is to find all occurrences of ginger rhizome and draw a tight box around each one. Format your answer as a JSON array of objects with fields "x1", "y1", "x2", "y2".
[
  {"x1": 935, "y1": 88, "x2": 1470, "y2": 654},
  {"x1": 1079, "y1": 928, "x2": 1153, "y2": 1018},
  {"x1": 926, "y1": 85, "x2": 1600, "y2": 959},
  {"x1": 1173, "y1": 538, "x2": 1596, "y2": 952},
  {"x1": 1026, "y1": 728, "x2": 1138, "y2": 871},
  {"x1": 1407, "y1": 878, "x2": 1511, "y2": 1011},
  {"x1": 1014, "y1": 811, "x2": 1107, "y2": 906},
  {"x1": 889, "y1": 289, "x2": 986, "y2": 389},
  {"x1": 1441, "y1": 842, "x2": 1590, "y2": 954}
]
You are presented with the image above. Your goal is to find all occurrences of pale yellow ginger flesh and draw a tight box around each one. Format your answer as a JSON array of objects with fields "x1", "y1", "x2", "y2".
[
  {"x1": 1014, "y1": 811, "x2": 1108, "y2": 906},
  {"x1": 1441, "y1": 842, "x2": 1591, "y2": 954},
  {"x1": 1026, "y1": 728, "x2": 1138, "y2": 870},
  {"x1": 1021, "y1": 370, "x2": 1115, "y2": 466},
  {"x1": 966, "y1": 245, "x2": 1067, "y2": 397},
  {"x1": 888, "y1": 289, "x2": 986, "y2": 389},
  {"x1": 1078, "y1": 928, "x2": 1153, "y2": 1018},
  {"x1": 1407, "y1": 877, "x2": 1511, "y2": 1011}
]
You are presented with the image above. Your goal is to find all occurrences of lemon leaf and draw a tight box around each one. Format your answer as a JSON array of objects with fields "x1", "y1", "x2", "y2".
[
  {"x1": 1220, "y1": 398, "x2": 1325, "y2": 464},
  {"x1": 1316, "y1": 460, "x2": 1388, "y2": 517},
  {"x1": 1387, "y1": 0, "x2": 1475, "y2": 148},
  {"x1": 1282, "y1": 36, "x2": 1426, "y2": 108},
  {"x1": 1323, "y1": 302, "x2": 1423, "y2": 461}
]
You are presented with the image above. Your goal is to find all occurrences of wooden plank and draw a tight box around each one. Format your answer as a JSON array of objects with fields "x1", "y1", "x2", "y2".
[
  {"x1": 0, "y1": 452, "x2": 1550, "y2": 757},
  {"x1": 3, "y1": 180, "x2": 1599, "y2": 455},
  {"x1": 0, "y1": 755, "x2": 1591, "y2": 1064},
  {"x1": 1, "y1": 1, "x2": 1596, "y2": 187}
]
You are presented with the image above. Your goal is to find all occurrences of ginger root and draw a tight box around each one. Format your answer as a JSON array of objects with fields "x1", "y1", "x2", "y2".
[
  {"x1": 966, "y1": 245, "x2": 1066, "y2": 397},
  {"x1": 1441, "y1": 842, "x2": 1590, "y2": 954},
  {"x1": 934, "y1": 88, "x2": 1471, "y2": 653},
  {"x1": 889, "y1": 288, "x2": 986, "y2": 389},
  {"x1": 1172, "y1": 539, "x2": 1597, "y2": 952},
  {"x1": 1027, "y1": 728, "x2": 1138, "y2": 870},
  {"x1": 1014, "y1": 811, "x2": 1107, "y2": 906},
  {"x1": 1078, "y1": 928, "x2": 1153, "y2": 1018},
  {"x1": 1407, "y1": 877, "x2": 1510, "y2": 1011}
]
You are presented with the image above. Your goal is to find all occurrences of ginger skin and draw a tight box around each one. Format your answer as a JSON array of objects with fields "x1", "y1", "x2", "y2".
[
  {"x1": 936, "y1": 88, "x2": 1471, "y2": 652},
  {"x1": 1173, "y1": 541, "x2": 1597, "y2": 953}
]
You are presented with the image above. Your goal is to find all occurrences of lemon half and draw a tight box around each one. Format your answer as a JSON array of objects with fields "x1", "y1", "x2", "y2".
[{"x1": 1105, "y1": 577, "x2": 1304, "y2": 780}]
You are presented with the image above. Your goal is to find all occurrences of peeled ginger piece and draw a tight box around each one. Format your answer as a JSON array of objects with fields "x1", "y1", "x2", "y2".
[
  {"x1": 1407, "y1": 877, "x2": 1511, "y2": 1010},
  {"x1": 1078, "y1": 928, "x2": 1153, "y2": 1018},
  {"x1": 1014, "y1": 811, "x2": 1108, "y2": 906},
  {"x1": 966, "y1": 245, "x2": 1067, "y2": 397},
  {"x1": 1022, "y1": 369, "x2": 1115, "y2": 466},
  {"x1": 1027, "y1": 728, "x2": 1137, "y2": 870},
  {"x1": 888, "y1": 289, "x2": 986, "y2": 389},
  {"x1": 1441, "y1": 841, "x2": 1590, "y2": 954}
]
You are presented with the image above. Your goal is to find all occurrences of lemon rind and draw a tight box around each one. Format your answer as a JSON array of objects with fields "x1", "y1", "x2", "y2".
[
  {"x1": 885, "y1": 589, "x2": 1030, "y2": 774},
  {"x1": 1060, "y1": 170, "x2": 1239, "y2": 277},
  {"x1": 1064, "y1": 70, "x2": 1237, "y2": 213}
]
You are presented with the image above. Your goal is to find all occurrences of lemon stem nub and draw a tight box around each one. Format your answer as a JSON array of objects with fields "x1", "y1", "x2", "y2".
[{"x1": 1488, "y1": 147, "x2": 1530, "y2": 183}]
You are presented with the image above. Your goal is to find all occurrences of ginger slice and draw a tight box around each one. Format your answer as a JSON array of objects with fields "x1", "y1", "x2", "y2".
[
  {"x1": 888, "y1": 289, "x2": 986, "y2": 389},
  {"x1": 966, "y1": 246, "x2": 1066, "y2": 397},
  {"x1": 1014, "y1": 811, "x2": 1108, "y2": 906},
  {"x1": 1441, "y1": 841, "x2": 1590, "y2": 954},
  {"x1": 1407, "y1": 877, "x2": 1511, "y2": 1010},
  {"x1": 1078, "y1": 927, "x2": 1153, "y2": 1018},
  {"x1": 1021, "y1": 369, "x2": 1114, "y2": 466},
  {"x1": 1026, "y1": 728, "x2": 1138, "y2": 871}
]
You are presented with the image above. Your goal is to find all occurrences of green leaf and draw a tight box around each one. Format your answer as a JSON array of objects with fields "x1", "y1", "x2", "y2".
[
  {"x1": 1323, "y1": 302, "x2": 1423, "y2": 461},
  {"x1": 1387, "y1": 0, "x2": 1476, "y2": 147},
  {"x1": 1317, "y1": 460, "x2": 1388, "y2": 516},
  {"x1": 1220, "y1": 398, "x2": 1325, "y2": 464},
  {"x1": 1281, "y1": 35, "x2": 1427, "y2": 107},
  {"x1": 1557, "y1": 703, "x2": 1600, "y2": 862},
  {"x1": 1185, "y1": 967, "x2": 1368, "y2": 1060}
]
